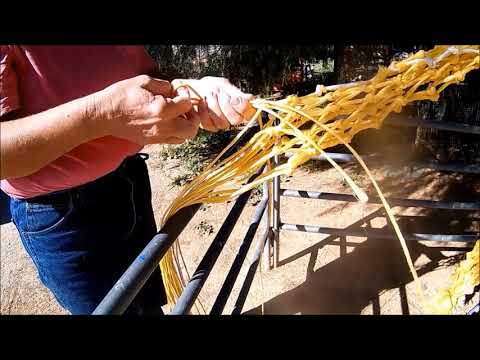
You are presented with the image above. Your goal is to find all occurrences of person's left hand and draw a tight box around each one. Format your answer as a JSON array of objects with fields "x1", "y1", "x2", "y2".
[{"x1": 172, "y1": 77, "x2": 256, "y2": 132}]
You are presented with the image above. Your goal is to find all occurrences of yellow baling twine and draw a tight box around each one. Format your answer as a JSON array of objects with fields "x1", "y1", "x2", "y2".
[
  {"x1": 430, "y1": 240, "x2": 479, "y2": 314},
  {"x1": 159, "y1": 45, "x2": 479, "y2": 313}
]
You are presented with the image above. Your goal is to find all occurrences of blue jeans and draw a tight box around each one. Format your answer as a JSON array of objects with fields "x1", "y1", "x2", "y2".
[{"x1": 10, "y1": 154, "x2": 167, "y2": 315}]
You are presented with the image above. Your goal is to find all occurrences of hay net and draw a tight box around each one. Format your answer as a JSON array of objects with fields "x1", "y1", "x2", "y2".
[{"x1": 158, "y1": 45, "x2": 480, "y2": 313}]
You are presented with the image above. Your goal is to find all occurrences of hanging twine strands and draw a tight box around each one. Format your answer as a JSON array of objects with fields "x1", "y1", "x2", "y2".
[
  {"x1": 429, "y1": 240, "x2": 479, "y2": 314},
  {"x1": 159, "y1": 45, "x2": 480, "y2": 312}
]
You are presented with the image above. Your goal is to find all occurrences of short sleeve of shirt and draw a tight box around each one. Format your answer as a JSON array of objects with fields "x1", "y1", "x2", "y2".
[{"x1": 0, "y1": 45, "x2": 20, "y2": 117}]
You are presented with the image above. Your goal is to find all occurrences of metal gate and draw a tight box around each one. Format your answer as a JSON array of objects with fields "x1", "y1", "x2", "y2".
[{"x1": 93, "y1": 114, "x2": 480, "y2": 315}]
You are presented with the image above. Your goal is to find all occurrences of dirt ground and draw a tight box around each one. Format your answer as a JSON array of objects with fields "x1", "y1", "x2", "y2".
[{"x1": 1, "y1": 143, "x2": 479, "y2": 315}]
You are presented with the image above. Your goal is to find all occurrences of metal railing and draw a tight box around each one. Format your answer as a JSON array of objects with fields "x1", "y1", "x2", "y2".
[{"x1": 93, "y1": 114, "x2": 479, "y2": 315}]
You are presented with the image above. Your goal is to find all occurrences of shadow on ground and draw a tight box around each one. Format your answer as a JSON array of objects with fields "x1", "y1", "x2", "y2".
[
  {"x1": 245, "y1": 135, "x2": 479, "y2": 314},
  {"x1": 245, "y1": 209, "x2": 473, "y2": 315}
]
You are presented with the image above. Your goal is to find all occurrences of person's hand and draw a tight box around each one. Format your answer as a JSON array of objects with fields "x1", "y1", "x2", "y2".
[
  {"x1": 171, "y1": 77, "x2": 256, "y2": 132},
  {"x1": 92, "y1": 75, "x2": 205, "y2": 145}
]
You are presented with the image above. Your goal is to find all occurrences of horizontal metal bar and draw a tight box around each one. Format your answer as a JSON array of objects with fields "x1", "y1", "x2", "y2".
[
  {"x1": 410, "y1": 161, "x2": 480, "y2": 174},
  {"x1": 467, "y1": 303, "x2": 479, "y2": 315},
  {"x1": 386, "y1": 114, "x2": 480, "y2": 135},
  {"x1": 285, "y1": 239, "x2": 473, "y2": 251},
  {"x1": 231, "y1": 228, "x2": 270, "y2": 315},
  {"x1": 280, "y1": 189, "x2": 480, "y2": 210},
  {"x1": 283, "y1": 152, "x2": 480, "y2": 174},
  {"x1": 419, "y1": 246, "x2": 474, "y2": 252},
  {"x1": 92, "y1": 204, "x2": 200, "y2": 315},
  {"x1": 210, "y1": 184, "x2": 269, "y2": 315},
  {"x1": 280, "y1": 223, "x2": 479, "y2": 242},
  {"x1": 284, "y1": 152, "x2": 374, "y2": 163}
]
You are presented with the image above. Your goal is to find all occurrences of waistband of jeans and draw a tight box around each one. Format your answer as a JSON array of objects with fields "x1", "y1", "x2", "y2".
[{"x1": 23, "y1": 153, "x2": 150, "y2": 203}]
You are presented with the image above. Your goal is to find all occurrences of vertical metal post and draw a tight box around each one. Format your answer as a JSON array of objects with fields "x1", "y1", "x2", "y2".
[
  {"x1": 263, "y1": 181, "x2": 272, "y2": 270},
  {"x1": 262, "y1": 113, "x2": 281, "y2": 271},
  {"x1": 268, "y1": 114, "x2": 281, "y2": 269},
  {"x1": 272, "y1": 155, "x2": 281, "y2": 268},
  {"x1": 339, "y1": 235, "x2": 347, "y2": 257}
]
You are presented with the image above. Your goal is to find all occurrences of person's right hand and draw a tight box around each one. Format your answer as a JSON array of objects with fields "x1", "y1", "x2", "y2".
[{"x1": 91, "y1": 75, "x2": 204, "y2": 145}]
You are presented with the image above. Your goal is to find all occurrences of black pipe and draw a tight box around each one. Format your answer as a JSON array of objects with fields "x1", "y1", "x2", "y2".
[
  {"x1": 169, "y1": 188, "x2": 254, "y2": 315},
  {"x1": 92, "y1": 204, "x2": 200, "y2": 315},
  {"x1": 283, "y1": 152, "x2": 480, "y2": 175},
  {"x1": 92, "y1": 127, "x2": 259, "y2": 315},
  {"x1": 410, "y1": 160, "x2": 480, "y2": 175},
  {"x1": 279, "y1": 222, "x2": 479, "y2": 242},
  {"x1": 92, "y1": 233, "x2": 169, "y2": 315},
  {"x1": 386, "y1": 114, "x2": 480, "y2": 135},
  {"x1": 467, "y1": 303, "x2": 479, "y2": 315},
  {"x1": 280, "y1": 189, "x2": 480, "y2": 210},
  {"x1": 231, "y1": 228, "x2": 270, "y2": 315},
  {"x1": 210, "y1": 187, "x2": 269, "y2": 315}
]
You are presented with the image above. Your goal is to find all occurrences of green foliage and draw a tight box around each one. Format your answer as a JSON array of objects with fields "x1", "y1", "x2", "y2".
[
  {"x1": 248, "y1": 184, "x2": 263, "y2": 206},
  {"x1": 160, "y1": 128, "x2": 239, "y2": 187},
  {"x1": 170, "y1": 173, "x2": 194, "y2": 188},
  {"x1": 148, "y1": 44, "x2": 480, "y2": 178},
  {"x1": 145, "y1": 45, "x2": 335, "y2": 96},
  {"x1": 195, "y1": 220, "x2": 215, "y2": 236}
]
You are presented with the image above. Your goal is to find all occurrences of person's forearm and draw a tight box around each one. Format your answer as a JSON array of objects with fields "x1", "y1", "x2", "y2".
[
  {"x1": 1, "y1": 73, "x2": 206, "y2": 180},
  {"x1": 0, "y1": 94, "x2": 103, "y2": 180}
]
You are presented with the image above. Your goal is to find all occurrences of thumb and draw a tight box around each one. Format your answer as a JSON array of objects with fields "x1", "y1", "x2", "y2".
[
  {"x1": 139, "y1": 77, "x2": 173, "y2": 97},
  {"x1": 160, "y1": 95, "x2": 193, "y2": 120},
  {"x1": 176, "y1": 85, "x2": 191, "y2": 99}
]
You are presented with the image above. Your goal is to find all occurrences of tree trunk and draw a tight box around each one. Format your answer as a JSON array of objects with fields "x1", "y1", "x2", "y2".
[{"x1": 333, "y1": 45, "x2": 345, "y2": 84}]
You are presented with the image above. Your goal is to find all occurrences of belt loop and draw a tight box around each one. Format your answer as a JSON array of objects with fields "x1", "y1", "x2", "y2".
[
  {"x1": 117, "y1": 156, "x2": 131, "y2": 180},
  {"x1": 72, "y1": 187, "x2": 81, "y2": 205},
  {"x1": 118, "y1": 163, "x2": 128, "y2": 178},
  {"x1": 138, "y1": 153, "x2": 149, "y2": 161}
]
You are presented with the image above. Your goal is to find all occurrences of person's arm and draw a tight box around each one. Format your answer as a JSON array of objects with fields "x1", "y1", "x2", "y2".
[
  {"x1": 1, "y1": 95, "x2": 103, "y2": 179},
  {"x1": 1, "y1": 75, "x2": 206, "y2": 180}
]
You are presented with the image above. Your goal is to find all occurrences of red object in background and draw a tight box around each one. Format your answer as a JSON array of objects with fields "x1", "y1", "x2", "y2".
[
  {"x1": 272, "y1": 61, "x2": 306, "y2": 92},
  {"x1": 290, "y1": 68, "x2": 303, "y2": 83},
  {"x1": 272, "y1": 83, "x2": 283, "y2": 92}
]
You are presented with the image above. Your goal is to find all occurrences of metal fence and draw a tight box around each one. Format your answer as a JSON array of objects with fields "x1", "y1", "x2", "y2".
[{"x1": 93, "y1": 114, "x2": 479, "y2": 315}]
